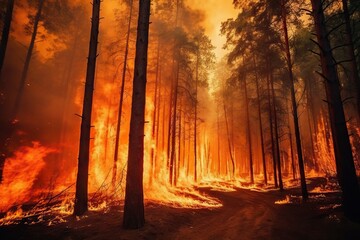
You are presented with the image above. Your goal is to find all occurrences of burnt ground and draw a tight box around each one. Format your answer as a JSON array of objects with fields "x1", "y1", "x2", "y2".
[{"x1": 1, "y1": 178, "x2": 360, "y2": 240}]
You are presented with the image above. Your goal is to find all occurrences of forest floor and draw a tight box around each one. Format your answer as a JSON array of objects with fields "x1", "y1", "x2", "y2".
[{"x1": 1, "y1": 177, "x2": 360, "y2": 240}]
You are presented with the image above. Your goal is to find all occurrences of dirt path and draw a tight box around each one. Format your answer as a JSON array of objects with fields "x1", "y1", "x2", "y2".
[
  {"x1": 166, "y1": 187, "x2": 360, "y2": 240},
  {"x1": 1, "y1": 185, "x2": 360, "y2": 239}
]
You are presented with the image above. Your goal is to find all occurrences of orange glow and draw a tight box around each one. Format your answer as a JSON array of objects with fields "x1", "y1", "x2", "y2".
[
  {"x1": 1, "y1": 0, "x2": 358, "y2": 229},
  {"x1": 0, "y1": 142, "x2": 55, "y2": 212}
]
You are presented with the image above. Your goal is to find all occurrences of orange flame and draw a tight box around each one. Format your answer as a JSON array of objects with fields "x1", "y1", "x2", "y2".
[{"x1": 0, "y1": 142, "x2": 55, "y2": 212}]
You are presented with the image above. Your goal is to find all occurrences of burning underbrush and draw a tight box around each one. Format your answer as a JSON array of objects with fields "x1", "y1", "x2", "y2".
[
  {"x1": 0, "y1": 183, "x2": 222, "y2": 227},
  {"x1": 0, "y1": 142, "x2": 56, "y2": 213},
  {"x1": 0, "y1": 135, "x2": 345, "y2": 228}
]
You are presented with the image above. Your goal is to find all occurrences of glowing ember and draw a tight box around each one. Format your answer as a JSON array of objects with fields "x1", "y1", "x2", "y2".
[{"x1": 275, "y1": 195, "x2": 291, "y2": 205}]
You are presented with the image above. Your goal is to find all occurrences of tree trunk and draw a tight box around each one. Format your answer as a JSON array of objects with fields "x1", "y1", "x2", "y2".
[
  {"x1": 154, "y1": 55, "x2": 162, "y2": 180},
  {"x1": 306, "y1": 101, "x2": 317, "y2": 170},
  {"x1": 217, "y1": 108, "x2": 221, "y2": 176},
  {"x1": 310, "y1": 0, "x2": 360, "y2": 220},
  {"x1": 223, "y1": 103, "x2": 235, "y2": 178},
  {"x1": 169, "y1": 62, "x2": 179, "y2": 185},
  {"x1": 280, "y1": 0, "x2": 307, "y2": 198},
  {"x1": 123, "y1": 0, "x2": 151, "y2": 229},
  {"x1": 254, "y1": 59, "x2": 267, "y2": 185},
  {"x1": 149, "y1": 38, "x2": 160, "y2": 185},
  {"x1": 266, "y1": 62, "x2": 278, "y2": 188},
  {"x1": 287, "y1": 100, "x2": 296, "y2": 180},
  {"x1": 244, "y1": 76, "x2": 254, "y2": 183},
  {"x1": 167, "y1": 78, "x2": 173, "y2": 167},
  {"x1": 306, "y1": 77, "x2": 318, "y2": 171},
  {"x1": 73, "y1": 0, "x2": 101, "y2": 216},
  {"x1": 0, "y1": 0, "x2": 14, "y2": 78},
  {"x1": 112, "y1": 0, "x2": 134, "y2": 187},
  {"x1": 176, "y1": 98, "x2": 182, "y2": 185},
  {"x1": 342, "y1": 0, "x2": 360, "y2": 119},
  {"x1": 13, "y1": 0, "x2": 44, "y2": 118},
  {"x1": 194, "y1": 50, "x2": 199, "y2": 182},
  {"x1": 270, "y1": 72, "x2": 283, "y2": 191}
]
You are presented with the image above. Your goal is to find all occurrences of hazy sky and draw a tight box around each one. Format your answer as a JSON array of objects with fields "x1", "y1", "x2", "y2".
[{"x1": 192, "y1": 0, "x2": 238, "y2": 59}]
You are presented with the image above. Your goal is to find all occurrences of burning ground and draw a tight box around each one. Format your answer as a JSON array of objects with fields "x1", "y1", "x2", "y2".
[{"x1": 1, "y1": 177, "x2": 360, "y2": 240}]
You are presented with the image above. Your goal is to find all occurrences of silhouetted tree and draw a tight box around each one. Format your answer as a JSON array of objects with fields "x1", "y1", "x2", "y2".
[
  {"x1": 310, "y1": 0, "x2": 360, "y2": 221},
  {"x1": 74, "y1": 0, "x2": 101, "y2": 216},
  {"x1": 123, "y1": 0, "x2": 151, "y2": 229},
  {"x1": 0, "y1": 0, "x2": 14, "y2": 78}
]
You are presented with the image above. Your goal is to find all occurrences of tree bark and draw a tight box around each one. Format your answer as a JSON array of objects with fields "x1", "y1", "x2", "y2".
[
  {"x1": 123, "y1": 0, "x2": 151, "y2": 229},
  {"x1": 280, "y1": 0, "x2": 307, "y2": 198},
  {"x1": 74, "y1": 0, "x2": 101, "y2": 216},
  {"x1": 310, "y1": 0, "x2": 360, "y2": 220}
]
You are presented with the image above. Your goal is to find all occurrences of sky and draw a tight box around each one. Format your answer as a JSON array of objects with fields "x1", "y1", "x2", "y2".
[{"x1": 191, "y1": 0, "x2": 238, "y2": 59}]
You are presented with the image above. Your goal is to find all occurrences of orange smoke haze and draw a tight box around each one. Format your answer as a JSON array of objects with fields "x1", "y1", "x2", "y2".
[{"x1": 192, "y1": 0, "x2": 238, "y2": 59}]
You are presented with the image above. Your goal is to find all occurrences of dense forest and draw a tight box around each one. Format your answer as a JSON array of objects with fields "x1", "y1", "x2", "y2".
[{"x1": 0, "y1": 0, "x2": 360, "y2": 239}]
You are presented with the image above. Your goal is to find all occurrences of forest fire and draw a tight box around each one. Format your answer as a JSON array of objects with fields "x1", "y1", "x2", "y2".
[
  {"x1": 0, "y1": 142, "x2": 55, "y2": 212},
  {"x1": 1, "y1": 0, "x2": 360, "y2": 239}
]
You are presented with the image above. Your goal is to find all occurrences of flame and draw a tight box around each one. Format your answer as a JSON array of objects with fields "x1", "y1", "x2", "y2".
[
  {"x1": 275, "y1": 195, "x2": 291, "y2": 205},
  {"x1": 0, "y1": 142, "x2": 55, "y2": 212},
  {"x1": 313, "y1": 114, "x2": 336, "y2": 175},
  {"x1": 4, "y1": 0, "x2": 357, "y2": 227}
]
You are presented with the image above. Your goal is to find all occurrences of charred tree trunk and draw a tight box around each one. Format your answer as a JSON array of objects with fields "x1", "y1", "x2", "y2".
[
  {"x1": 74, "y1": 0, "x2": 101, "y2": 216},
  {"x1": 0, "y1": 0, "x2": 14, "y2": 78},
  {"x1": 342, "y1": 0, "x2": 360, "y2": 118},
  {"x1": 123, "y1": 0, "x2": 151, "y2": 229},
  {"x1": 281, "y1": 0, "x2": 307, "y2": 198},
  {"x1": 310, "y1": 0, "x2": 360, "y2": 220},
  {"x1": 112, "y1": 0, "x2": 134, "y2": 187}
]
